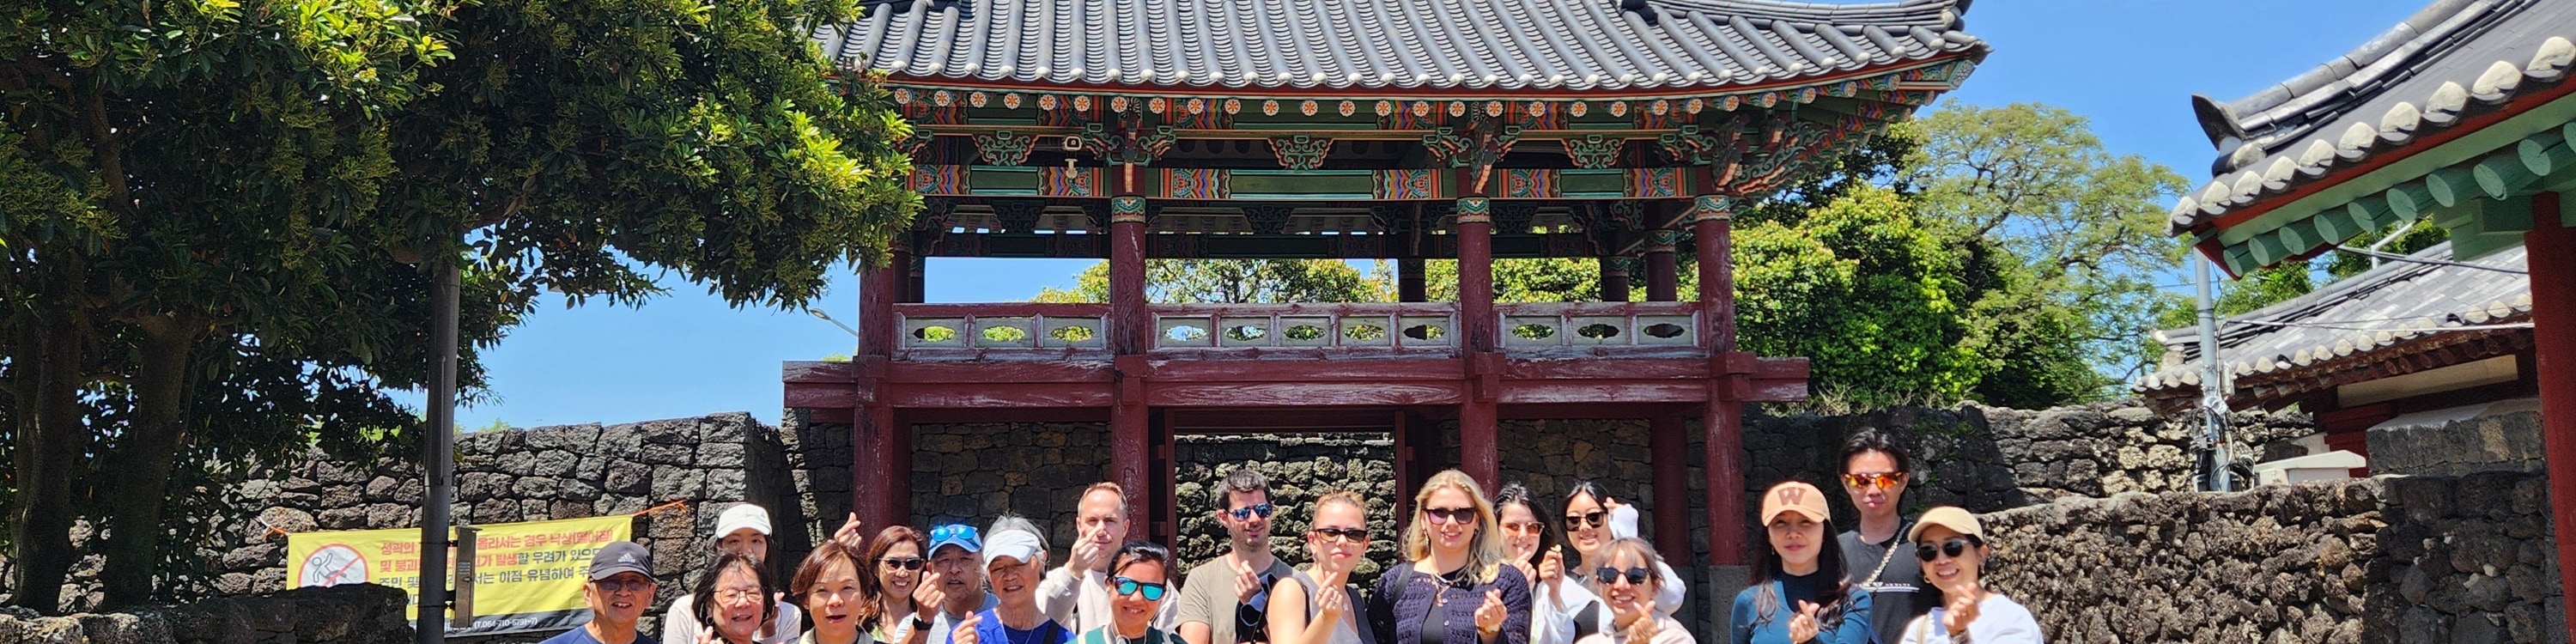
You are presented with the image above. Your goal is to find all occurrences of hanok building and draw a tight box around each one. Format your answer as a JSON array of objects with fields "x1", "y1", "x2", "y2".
[
  {"x1": 785, "y1": 0, "x2": 1984, "y2": 620},
  {"x1": 2157, "y1": 0, "x2": 2574, "y2": 628}
]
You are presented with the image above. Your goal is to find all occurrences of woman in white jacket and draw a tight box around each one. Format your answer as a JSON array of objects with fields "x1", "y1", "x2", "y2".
[{"x1": 1558, "y1": 483, "x2": 1682, "y2": 614}]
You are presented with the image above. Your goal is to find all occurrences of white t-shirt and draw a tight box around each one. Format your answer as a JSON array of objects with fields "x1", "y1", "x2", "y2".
[
  {"x1": 1895, "y1": 593, "x2": 2043, "y2": 644},
  {"x1": 665, "y1": 594, "x2": 805, "y2": 644},
  {"x1": 1571, "y1": 615, "x2": 1695, "y2": 644}
]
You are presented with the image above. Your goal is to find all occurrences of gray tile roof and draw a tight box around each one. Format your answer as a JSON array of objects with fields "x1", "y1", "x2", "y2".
[
  {"x1": 817, "y1": 0, "x2": 1984, "y2": 94},
  {"x1": 2166, "y1": 0, "x2": 2576, "y2": 236},
  {"x1": 2137, "y1": 240, "x2": 2529, "y2": 395}
]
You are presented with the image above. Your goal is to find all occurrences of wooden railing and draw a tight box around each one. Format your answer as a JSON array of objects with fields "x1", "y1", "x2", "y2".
[
  {"x1": 1498, "y1": 302, "x2": 1700, "y2": 352},
  {"x1": 1151, "y1": 303, "x2": 1459, "y2": 355},
  {"x1": 887, "y1": 301, "x2": 1701, "y2": 360},
  {"x1": 894, "y1": 303, "x2": 1111, "y2": 358}
]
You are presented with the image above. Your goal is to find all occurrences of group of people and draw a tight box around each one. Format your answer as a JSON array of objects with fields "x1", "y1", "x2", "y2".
[{"x1": 548, "y1": 429, "x2": 2041, "y2": 644}]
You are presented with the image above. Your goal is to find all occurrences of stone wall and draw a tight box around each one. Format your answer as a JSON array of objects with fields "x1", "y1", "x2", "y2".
[
  {"x1": 2369, "y1": 398, "x2": 2546, "y2": 477},
  {"x1": 0, "y1": 583, "x2": 413, "y2": 644},
  {"x1": 1174, "y1": 434, "x2": 1403, "y2": 588},
  {"x1": 1982, "y1": 404, "x2": 2314, "y2": 499},
  {"x1": 100, "y1": 413, "x2": 795, "y2": 641},
  {"x1": 1980, "y1": 472, "x2": 2566, "y2": 643}
]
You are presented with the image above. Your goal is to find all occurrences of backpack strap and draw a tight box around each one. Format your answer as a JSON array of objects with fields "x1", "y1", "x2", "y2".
[{"x1": 1570, "y1": 601, "x2": 1603, "y2": 639}]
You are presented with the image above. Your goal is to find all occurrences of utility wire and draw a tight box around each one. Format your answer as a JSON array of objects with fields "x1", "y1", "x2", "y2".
[{"x1": 2330, "y1": 245, "x2": 2527, "y2": 274}]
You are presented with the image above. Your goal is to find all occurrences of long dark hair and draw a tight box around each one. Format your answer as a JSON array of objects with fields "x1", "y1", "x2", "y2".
[
  {"x1": 1562, "y1": 480, "x2": 1611, "y2": 568},
  {"x1": 1493, "y1": 482, "x2": 1555, "y2": 566},
  {"x1": 858, "y1": 525, "x2": 927, "y2": 631},
  {"x1": 1749, "y1": 513, "x2": 1854, "y2": 629},
  {"x1": 695, "y1": 550, "x2": 781, "y2": 639}
]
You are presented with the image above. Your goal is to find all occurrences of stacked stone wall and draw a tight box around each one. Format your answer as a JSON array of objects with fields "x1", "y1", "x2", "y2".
[
  {"x1": 2369, "y1": 399, "x2": 2546, "y2": 477},
  {"x1": 1980, "y1": 472, "x2": 2565, "y2": 643},
  {"x1": 0, "y1": 583, "x2": 413, "y2": 644}
]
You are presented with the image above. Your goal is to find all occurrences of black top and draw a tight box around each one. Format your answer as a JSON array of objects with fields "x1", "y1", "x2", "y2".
[{"x1": 1840, "y1": 526, "x2": 1932, "y2": 644}]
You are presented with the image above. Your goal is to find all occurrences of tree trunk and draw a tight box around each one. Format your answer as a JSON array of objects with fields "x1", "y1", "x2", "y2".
[
  {"x1": 97, "y1": 319, "x2": 197, "y2": 609},
  {"x1": 9, "y1": 303, "x2": 88, "y2": 613}
]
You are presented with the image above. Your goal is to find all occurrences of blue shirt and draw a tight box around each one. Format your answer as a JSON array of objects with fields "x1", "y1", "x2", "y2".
[
  {"x1": 974, "y1": 609, "x2": 1076, "y2": 644},
  {"x1": 1728, "y1": 580, "x2": 1872, "y2": 644},
  {"x1": 538, "y1": 625, "x2": 658, "y2": 644}
]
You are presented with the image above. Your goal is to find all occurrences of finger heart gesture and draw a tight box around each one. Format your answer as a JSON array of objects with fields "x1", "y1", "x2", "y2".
[
  {"x1": 1473, "y1": 589, "x2": 1507, "y2": 635},
  {"x1": 1787, "y1": 600, "x2": 1821, "y2": 644},
  {"x1": 951, "y1": 612, "x2": 983, "y2": 644}
]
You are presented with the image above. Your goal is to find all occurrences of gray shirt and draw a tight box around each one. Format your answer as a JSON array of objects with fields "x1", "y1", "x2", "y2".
[{"x1": 1839, "y1": 526, "x2": 1930, "y2": 644}]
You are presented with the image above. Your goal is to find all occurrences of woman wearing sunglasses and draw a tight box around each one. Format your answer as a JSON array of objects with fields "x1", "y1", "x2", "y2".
[
  {"x1": 1075, "y1": 542, "x2": 1181, "y2": 644},
  {"x1": 1267, "y1": 490, "x2": 1373, "y2": 644},
  {"x1": 1495, "y1": 483, "x2": 1601, "y2": 644},
  {"x1": 1369, "y1": 470, "x2": 1530, "y2": 644},
  {"x1": 1574, "y1": 538, "x2": 1691, "y2": 644},
  {"x1": 1729, "y1": 481, "x2": 1870, "y2": 644},
  {"x1": 1896, "y1": 508, "x2": 2040, "y2": 644},
  {"x1": 863, "y1": 526, "x2": 934, "y2": 644},
  {"x1": 1558, "y1": 483, "x2": 1682, "y2": 616}
]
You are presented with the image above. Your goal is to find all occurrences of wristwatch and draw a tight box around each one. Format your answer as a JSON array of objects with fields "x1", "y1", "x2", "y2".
[{"x1": 914, "y1": 615, "x2": 935, "y2": 630}]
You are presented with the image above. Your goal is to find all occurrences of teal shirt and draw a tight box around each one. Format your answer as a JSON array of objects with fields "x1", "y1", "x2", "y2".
[
  {"x1": 1075, "y1": 626, "x2": 1176, "y2": 644},
  {"x1": 1728, "y1": 582, "x2": 1872, "y2": 644}
]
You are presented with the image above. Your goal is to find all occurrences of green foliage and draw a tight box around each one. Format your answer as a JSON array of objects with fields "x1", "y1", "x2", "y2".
[
  {"x1": 1735, "y1": 186, "x2": 1984, "y2": 406},
  {"x1": 1904, "y1": 102, "x2": 2192, "y2": 400},
  {"x1": 0, "y1": 0, "x2": 912, "y2": 610}
]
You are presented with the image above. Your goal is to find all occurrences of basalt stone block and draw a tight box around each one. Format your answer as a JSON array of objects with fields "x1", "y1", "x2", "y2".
[
  {"x1": 641, "y1": 442, "x2": 694, "y2": 466},
  {"x1": 607, "y1": 461, "x2": 653, "y2": 495},
  {"x1": 526, "y1": 422, "x2": 604, "y2": 452},
  {"x1": 638, "y1": 418, "x2": 699, "y2": 445},
  {"x1": 699, "y1": 442, "x2": 748, "y2": 469},
  {"x1": 497, "y1": 450, "x2": 538, "y2": 477},
  {"x1": 533, "y1": 450, "x2": 580, "y2": 477}
]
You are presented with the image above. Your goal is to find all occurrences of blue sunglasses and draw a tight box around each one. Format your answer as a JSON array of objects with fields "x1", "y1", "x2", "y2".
[{"x1": 1113, "y1": 577, "x2": 1168, "y2": 601}]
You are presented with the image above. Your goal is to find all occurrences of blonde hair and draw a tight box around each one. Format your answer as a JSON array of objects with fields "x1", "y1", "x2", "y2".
[
  {"x1": 1306, "y1": 490, "x2": 1371, "y2": 562},
  {"x1": 1404, "y1": 470, "x2": 1509, "y2": 584},
  {"x1": 1083, "y1": 481, "x2": 1127, "y2": 504}
]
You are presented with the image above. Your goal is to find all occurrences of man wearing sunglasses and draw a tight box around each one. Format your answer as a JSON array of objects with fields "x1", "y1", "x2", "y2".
[
  {"x1": 1176, "y1": 468, "x2": 1298, "y2": 644},
  {"x1": 540, "y1": 541, "x2": 656, "y2": 644},
  {"x1": 1835, "y1": 429, "x2": 1929, "y2": 644}
]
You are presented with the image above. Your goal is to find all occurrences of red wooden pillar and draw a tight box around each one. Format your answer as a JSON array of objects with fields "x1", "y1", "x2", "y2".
[
  {"x1": 1109, "y1": 195, "x2": 1153, "y2": 536},
  {"x1": 854, "y1": 258, "x2": 908, "y2": 531},
  {"x1": 1457, "y1": 197, "x2": 1500, "y2": 491},
  {"x1": 1691, "y1": 196, "x2": 1746, "y2": 565},
  {"x1": 1645, "y1": 229, "x2": 1680, "y2": 302},
  {"x1": 2524, "y1": 191, "x2": 2576, "y2": 633},
  {"x1": 1650, "y1": 411, "x2": 1691, "y2": 565},
  {"x1": 1601, "y1": 257, "x2": 1632, "y2": 302}
]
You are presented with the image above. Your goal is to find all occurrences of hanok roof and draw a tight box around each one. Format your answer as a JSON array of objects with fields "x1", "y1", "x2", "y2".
[
  {"x1": 817, "y1": 0, "x2": 1985, "y2": 96},
  {"x1": 2166, "y1": 0, "x2": 2576, "y2": 244},
  {"x1": 2136, "y1": 241, "x2": 2531, "y2": 411}
]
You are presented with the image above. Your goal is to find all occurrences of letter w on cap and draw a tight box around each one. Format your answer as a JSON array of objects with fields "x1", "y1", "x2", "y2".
[{"x1": 1777, "y1": 488, "x2": 1805, "y2": 506}]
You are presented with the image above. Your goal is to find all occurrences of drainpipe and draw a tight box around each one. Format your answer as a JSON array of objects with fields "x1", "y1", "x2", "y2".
[{"x1": 2196, "y1": 255, "x2": 2234, "y2": 492}]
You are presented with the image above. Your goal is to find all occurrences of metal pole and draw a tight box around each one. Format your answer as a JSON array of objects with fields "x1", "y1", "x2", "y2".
[
  {"x1": 2195, "y1": 256, "x2": 2233, "y2": 492},
  {"x1": 419, "y1": 260, "x2": 459, "y2": 643}
]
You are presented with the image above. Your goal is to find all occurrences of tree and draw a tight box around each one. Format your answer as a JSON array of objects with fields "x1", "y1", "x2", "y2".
[
  {"x1": 1902, "y1": 102, "x2": 2192, "y2": 402},
  {"x1": 1, "y1": 0, "x2": 913, "y2": 609},
  {"x1": 1033, "y1": 259, "x2": 1388, "y2": 303},
  {"x1": 1734, "y1": 185, "x2": 1984, "y2": 405}
]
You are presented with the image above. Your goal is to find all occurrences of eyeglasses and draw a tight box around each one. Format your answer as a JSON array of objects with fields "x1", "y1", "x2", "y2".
[
  {"x1": 1562, "y1": 511, "x2": 1606, "y2": 531},
  {"x1": 593, "y1": 577, "x2": 654, "y2": 593},
  {"x1": 1592, "y1": 567, "x2": 1651, "y2": 586},
  {"x1": 1113, "y1": 577, "x2": 1169, "y2": 601},
  {"x1": 878, "y1": 557, "x2": 926, "y2": 571},
  {"x1": 1309, "y1": 527, "x2": 1369, "y2": 544},
  {"x1": 1501, "y1": 521, "x2": 1544, "y2": 537},
  {"x1": 714, "y1": 586, "x2": 765, "y2": 605},
  {"x1": 1915, "y1": 538, "x2": 1976, "y2": 562},
  {"x1": 1227, "y1": 503, "x2": 1276, "y2": 520},
  {"x1": 1841, "y1": 472, "x2": 1907, "y2": 490},
  {"x1": 1424, "y1": 506, "x2": 1478, "y2": 525}
]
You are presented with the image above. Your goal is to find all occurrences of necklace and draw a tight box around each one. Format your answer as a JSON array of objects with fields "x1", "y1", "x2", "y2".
[{"x1": 1431, "y1": 564, "x2": 1473, "y2": 606}]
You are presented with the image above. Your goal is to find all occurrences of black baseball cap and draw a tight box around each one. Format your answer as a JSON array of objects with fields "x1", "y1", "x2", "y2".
[{"x1": 589, "y1": 542, "x2": 653, "y2": 580}]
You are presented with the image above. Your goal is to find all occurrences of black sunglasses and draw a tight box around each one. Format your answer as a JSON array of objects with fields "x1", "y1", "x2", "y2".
[
  {"x1": 1563, "y1": 511, "x2": 1606, "y2": 531},
  {"x1": 1228, "y1": 503, "x2": 1276, "y2": 520},
  {"x1": 1592, "y1": 567, "x2": 1651, "y2": 586},
  {"x1": 879, "y1": 556, "x2": 927, "y2": 571},
  {"x1": 1915, "y1": 538, "x2": 1976, "y2": 562},
  {"x1": 1424, "y1": 506, "x2": 1478, "y2": 525},
  {"x1": 1112, "y1": 576, "x2": 1168, "y2": 601},
  {"x1": 1310, "y1": 527, "x2": 1370, "y2": 544}
]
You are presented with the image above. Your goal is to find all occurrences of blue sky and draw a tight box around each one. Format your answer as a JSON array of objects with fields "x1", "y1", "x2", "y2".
[{"x1": 426, "y1": 0, "x2": 2428, "y2": 430}]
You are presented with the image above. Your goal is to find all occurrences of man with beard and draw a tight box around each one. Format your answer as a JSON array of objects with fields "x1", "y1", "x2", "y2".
[{"x1": 1176, "y1": 469, "x2": 1298, "y2": 644}]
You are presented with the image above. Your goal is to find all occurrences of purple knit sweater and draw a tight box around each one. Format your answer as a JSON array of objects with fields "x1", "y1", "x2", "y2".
[{"x1": 1366, "y1": 563, "x2": 1532, "y2": 644}]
